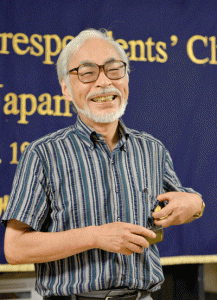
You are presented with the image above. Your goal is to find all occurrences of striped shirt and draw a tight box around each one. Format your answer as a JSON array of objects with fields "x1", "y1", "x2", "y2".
[{"x1": 2, "y1": 116, "x2": 198, "y2": 297}]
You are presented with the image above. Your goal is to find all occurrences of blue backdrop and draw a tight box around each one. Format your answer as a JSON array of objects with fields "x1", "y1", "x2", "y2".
[{"x1": 0, "y1": 0, "x2": 217, "y2": 267}]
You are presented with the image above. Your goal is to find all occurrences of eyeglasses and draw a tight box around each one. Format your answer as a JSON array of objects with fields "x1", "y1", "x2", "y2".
[{"x1": 68, "y1": 60, "x2": 127, "y2": 83}]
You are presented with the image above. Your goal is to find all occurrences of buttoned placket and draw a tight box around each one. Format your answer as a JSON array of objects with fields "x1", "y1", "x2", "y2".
[
  {"x1": 87, "y1": 123, "x2": 131, "y2": 286},
  {"x1": 109, "y1": 151, "x2": 122, "y2": 223},
  {"x1": 90, "y1": 133, "x2": 120, "y2": 223},
  {"x1": 107, "y1": 147, "x2": 128, "y2": 287}
]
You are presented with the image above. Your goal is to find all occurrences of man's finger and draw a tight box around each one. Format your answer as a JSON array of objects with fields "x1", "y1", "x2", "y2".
[
  {"x1": 130, "y1": 224, "x2": 156, "y2": 239},
  {"x1": 152, "y1": 206, "x2": 173, "y2": 219},
  {"x1": 130, "y1": 233, "x2": 151, "y2": 248},
  {"x1": 126, "y1": 242, "x2": 145, "y2": 254},
  {"x1": 157, "y1": 192, "x2": 175, "y2": 201},
  {"x1": 154, "y1": 213, "x2": 174, "y2": 228}
]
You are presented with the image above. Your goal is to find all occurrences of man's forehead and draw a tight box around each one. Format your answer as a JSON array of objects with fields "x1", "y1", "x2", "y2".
[
  {"x1": 69, "y1": 38, "x2": 121, "y2": 66},
  {"x1": 78, "y1": 57, "x2": 119, "y2": 66}
]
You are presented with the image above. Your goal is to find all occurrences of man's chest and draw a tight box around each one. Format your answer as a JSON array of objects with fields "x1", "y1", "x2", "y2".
[{"x1": 46, "y1": 144, "x2": 164, "y2": 230}]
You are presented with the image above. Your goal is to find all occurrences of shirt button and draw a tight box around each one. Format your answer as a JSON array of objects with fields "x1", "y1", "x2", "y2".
[
  {"x1": 144, "y1": 187, "x2": 148, "y2": 193},
  {"x1": 115, "y1": 189, "x2": 119, "y2": 193},
  {"x1": 117, "y1": 217, "x2": 121, "y2": 222},
  {"x1": 111, "y1": 159, "x2": 114, "y2": 164},
  {"x1": 121, "y1": 275, "x2": 125, "y2": 280}
]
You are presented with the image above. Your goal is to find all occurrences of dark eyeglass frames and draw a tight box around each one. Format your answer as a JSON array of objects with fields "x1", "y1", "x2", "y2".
[{"x1": 68, "y1": 60, "x2": 127, "y2": 83}]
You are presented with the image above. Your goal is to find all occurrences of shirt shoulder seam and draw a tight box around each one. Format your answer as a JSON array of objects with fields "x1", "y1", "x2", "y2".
[{"x1": 127, "y1": 128, "x2": 166, "y2": 148}]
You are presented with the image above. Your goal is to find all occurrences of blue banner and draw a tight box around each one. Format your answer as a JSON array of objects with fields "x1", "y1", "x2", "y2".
[{"x1": 0, "y1": 0, "x2": 217, "y2": 267}]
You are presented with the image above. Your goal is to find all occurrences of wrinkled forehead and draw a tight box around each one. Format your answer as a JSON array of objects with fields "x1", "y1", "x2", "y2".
[{"x1": 69, "y1": 38, "x2": 122, "y2": 67}]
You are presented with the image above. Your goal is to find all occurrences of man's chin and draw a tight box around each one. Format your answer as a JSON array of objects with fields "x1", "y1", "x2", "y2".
[
  {"x1": 88, "y1": 114, "x2": 120, "y2": 124},
  {"x1": 76, "y1": 102, "x2": 128, "y2": 124},
  {"x1": 87, "y1": 105, "x2": 127, "y2": 123}
]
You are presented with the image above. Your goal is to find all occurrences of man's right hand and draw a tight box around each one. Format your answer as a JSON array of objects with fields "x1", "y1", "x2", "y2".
[
  {"x1": 4, "y1": 220, "x2": 156, "y2": 265},
  {"x1": 93, "y1": 222, "x2": 156, "y2": 255}
]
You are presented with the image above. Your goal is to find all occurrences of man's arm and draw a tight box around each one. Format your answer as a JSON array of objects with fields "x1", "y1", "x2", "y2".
[
  {"x1": 153, "y1": 148, "x2": 204, "y2": 228},
  {"x1": 152, "y1": 192, "x2": 203, "y2": 228},
  {"x1": 4, "y1": 219, "x2": 95, "y2": 264},
  {"x1": 4, "y1": 219, "x2": 156, "y2": 264}
]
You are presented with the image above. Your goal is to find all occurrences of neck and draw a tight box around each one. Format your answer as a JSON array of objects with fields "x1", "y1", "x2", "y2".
[{"x1": 79, "y1": 114, "x2": 119, "y2": 151}]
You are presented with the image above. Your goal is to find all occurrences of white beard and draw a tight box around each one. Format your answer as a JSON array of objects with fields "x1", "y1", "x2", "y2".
[
  {"x1": 68, "y1": 85, "x2": 128, "y2": 123},
  {"x1": 73, "y1": 99, "x2": 128, "y2": 123}
]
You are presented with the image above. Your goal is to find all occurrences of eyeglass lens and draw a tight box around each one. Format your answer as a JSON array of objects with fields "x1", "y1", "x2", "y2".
[{"x1": 78, "y1": 60, "x2": 125, "y2": 83}]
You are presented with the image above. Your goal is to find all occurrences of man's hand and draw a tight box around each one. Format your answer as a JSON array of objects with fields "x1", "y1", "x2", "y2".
[
  {"x1": 93, "y1": 222, "x2": 156, "y2": 255},
  {"x1": 152, "y1": 192, "x2": 203, "y2": 228}
]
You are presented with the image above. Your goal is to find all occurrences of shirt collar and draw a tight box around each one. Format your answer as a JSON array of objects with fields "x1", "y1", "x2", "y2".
[
  {"x1": 74, "y1": 116, "x2": 95, "y2": 143},
  {"x1": 74, "y1": 116, "x2": 130, "y2": 150},
  {"x1": 117, "y1": 119, "x2": 130, "y2": 151}
]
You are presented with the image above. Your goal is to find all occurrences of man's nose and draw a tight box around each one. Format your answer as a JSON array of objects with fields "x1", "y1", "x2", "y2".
[{"x1": 95, "y1": 67, "x2": 112, "y2": 87}]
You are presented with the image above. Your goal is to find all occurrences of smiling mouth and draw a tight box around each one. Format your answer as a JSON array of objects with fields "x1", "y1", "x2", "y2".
[{"x1": 91, "y1": 95, "x2": 117, "y2": 102}]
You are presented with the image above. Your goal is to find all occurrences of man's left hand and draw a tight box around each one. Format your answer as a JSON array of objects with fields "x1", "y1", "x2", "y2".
[{"x1": 152, "y1": 192, "x2": 203, "y2": 228}]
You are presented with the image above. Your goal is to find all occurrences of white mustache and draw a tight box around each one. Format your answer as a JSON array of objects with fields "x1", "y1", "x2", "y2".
[{"x1": 86, "y1": 87, "x2": 122, "y2": 100}]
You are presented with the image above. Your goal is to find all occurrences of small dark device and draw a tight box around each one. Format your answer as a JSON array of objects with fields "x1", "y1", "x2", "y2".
[{"x1": 145, "y1": 225, "x2": 164, "y2": 245}]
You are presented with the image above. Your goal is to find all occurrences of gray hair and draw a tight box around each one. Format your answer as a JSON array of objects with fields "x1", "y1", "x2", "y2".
[
  {"x1": 57, "y1": 28, "x2": 130, "y2": 85},
  {"x1": 56, "y1": 29, "x2": 130, "y2": 114},
  {"x1": 56, "y1": 28, "x2": 130, "y2": 113}
]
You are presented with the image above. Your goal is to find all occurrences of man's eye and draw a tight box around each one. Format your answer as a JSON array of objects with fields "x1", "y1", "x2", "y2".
[
  {"x1": 108, "y1": 68, "x2": 119, "y2": 72},
  {"x1": 80, "y1": 71, "x2": 94, "y2": 76},
  {"x1": 107, "y1": 68, "x2": 122, "y2": 75}
]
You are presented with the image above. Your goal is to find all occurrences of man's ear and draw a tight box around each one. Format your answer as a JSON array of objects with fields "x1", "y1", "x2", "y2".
[{"x1": 61, "y1": 79, "x2": 73, "y2": 103}]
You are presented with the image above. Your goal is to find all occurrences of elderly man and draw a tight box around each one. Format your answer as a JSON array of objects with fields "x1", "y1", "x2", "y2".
[{"x1": 2, "y1": 29, "x2": 204, "y2": 300}]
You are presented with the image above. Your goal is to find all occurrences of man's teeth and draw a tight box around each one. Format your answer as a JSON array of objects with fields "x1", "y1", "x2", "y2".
[{"x1": 92, "y1": 95, "x2": 115, "y2": 102}]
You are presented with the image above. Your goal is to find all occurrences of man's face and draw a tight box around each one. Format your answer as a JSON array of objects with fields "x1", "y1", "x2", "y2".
[{"x1": 62, "y1": 38, "x2": 129, "y2": 125}]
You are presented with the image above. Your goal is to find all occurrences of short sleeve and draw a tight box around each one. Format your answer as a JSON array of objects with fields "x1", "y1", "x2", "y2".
[{"x1": 1, "y1": 146, "x2": 50, "y2": 231}]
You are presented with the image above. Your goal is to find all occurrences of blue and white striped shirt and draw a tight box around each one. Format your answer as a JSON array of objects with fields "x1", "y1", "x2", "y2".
[{"x1": 2, "y1": 117, "x2": 198, "y2": 297}]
